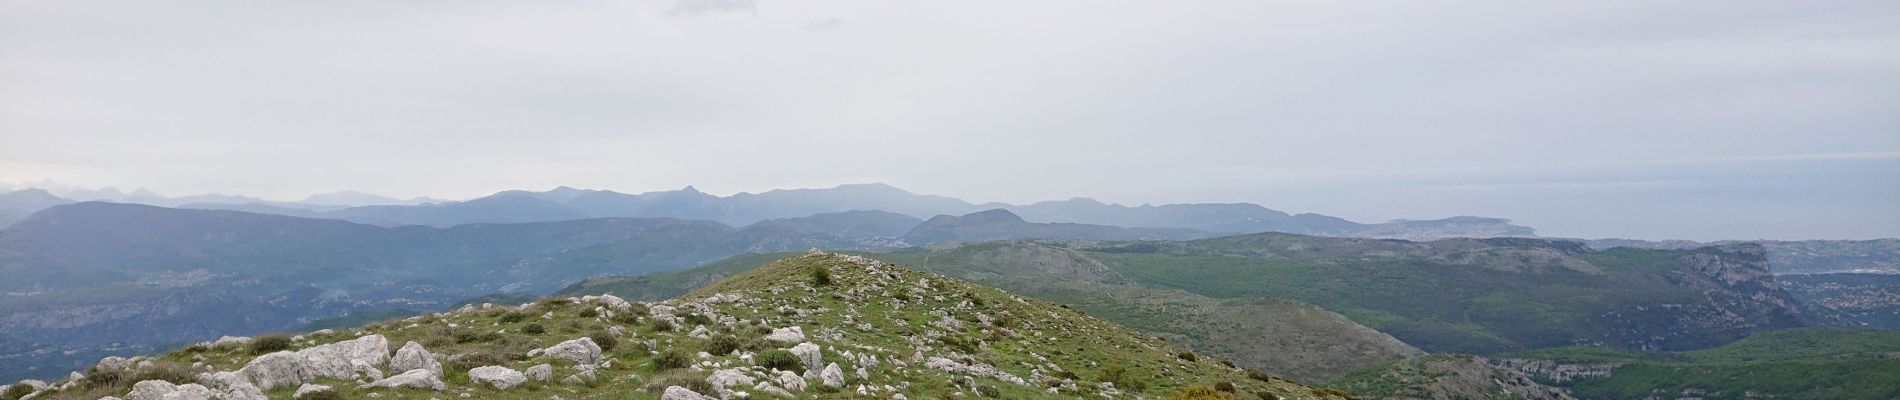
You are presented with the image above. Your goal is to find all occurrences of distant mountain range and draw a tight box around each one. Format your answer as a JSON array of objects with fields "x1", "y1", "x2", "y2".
[{"x1": 0, "y1": 183, "x2": 1534, "y2": 241}]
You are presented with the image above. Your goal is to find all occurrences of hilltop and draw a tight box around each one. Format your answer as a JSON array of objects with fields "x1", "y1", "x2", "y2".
[{"x1": 4, "y1": 252, "x2": 1346, "y2": 400}]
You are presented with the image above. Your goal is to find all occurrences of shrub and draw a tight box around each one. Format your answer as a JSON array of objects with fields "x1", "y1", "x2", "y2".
[
  {"x1": 522, "y1": 323, "x2": 546, "y2": 334},
  {"x1": 454, "y1": 330, "x2": 502, "y2": 344},
  {"x1": 754, "y1": 349, "x2": 804, "y2": 373},
  {"x1": 1218, "y1": 358, "x2": 1236, "y2": 368},
  {"x1": 706, "y1": 335, "x2": 742, "y2": 355},
  {"x1": 682, "y1": 313, "x2": 713, "y2": 326},
  {"x1": 1215, "y1": 381, "x2": 1236, "y2": 393},
  {"x1": 578, "y1": 308, "x2": 599, "y2": 318},
  {"x1": 3, "y1": 384, "x2": 33, "y2": 400},
  {"x1": 498, "y1": 311, "x2": 528, "y2": 324},
  {"x1": 295, "y1": 389, "x2": 344, "y2": 400},
  {"x1": 811, "y1": 266, "x2": 833, "y2": 286},
  {"x1": 976, "y1": 385, "x2": 1001, "y2": 398},
  {"x1": 447, "y1": 352, "x2": 506, "y2": 373},
  {"x1": 536, "y1": 298, "x2": 573, "y2": 308},
  {"x1": 588, "y1": 331, "x2": 619, "y2": 351},
  {"x1": 1255, "y1": 391, "x2": 1281, "y2": 400},
  {"x1": 1246, "y1": 369, "x2": 1273, "y2": 382},
  {"x1": 1055, "y1": 370, "x2": 1080, "y2": 380},
  {"x1": 1168, "y1": 385, "x2": 1237, "y2": 400},
  {"x1": 650, "y1": 318, "x2": 675, "y2": 332},
  {"x1": 1176, "y1": 351, "x2": 1199, "y2": 362},
  {"x1": 250, "y1": 334, "x2": 293, "y2": 354},
  {"x1": 1098, "y1": 365, "x2": 1147, "y2": 392},
  {"x1": 653, "y1": 349, "x2": 691, "y2": 371}
]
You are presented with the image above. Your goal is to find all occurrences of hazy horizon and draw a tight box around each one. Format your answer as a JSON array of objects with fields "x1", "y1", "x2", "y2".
[{"x1": 4, "y1": 1, "x2": 1896, "y2": 241}]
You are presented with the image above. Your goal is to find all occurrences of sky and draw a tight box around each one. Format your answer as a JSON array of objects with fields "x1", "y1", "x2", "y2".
[{"x1": 1, "y1": 0, "x2": 1896, "y2": 241}]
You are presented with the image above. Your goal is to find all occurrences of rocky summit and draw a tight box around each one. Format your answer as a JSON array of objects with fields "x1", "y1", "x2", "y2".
[{"x1": 8, "y1": 251, "x2": 1345, "y2": 399}]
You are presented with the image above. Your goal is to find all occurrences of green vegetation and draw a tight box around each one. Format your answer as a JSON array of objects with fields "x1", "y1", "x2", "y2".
[
  {"x1": 1508, "y1": 328, "x2": 1900, "y2": 400},
  {"x1": 301, "y1": 309, "x2": 419, "y2": 332},
  {"x1": 248, "y1": 334, "x2": 292, "y2": 355},
  {"x1": 754, "y1": 349, "x2": 803, "y2": 372}
]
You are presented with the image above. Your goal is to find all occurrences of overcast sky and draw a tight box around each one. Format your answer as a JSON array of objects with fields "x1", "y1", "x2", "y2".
[{"x1": 2, "y1": 0, "x2": 1896, "y2": 240}]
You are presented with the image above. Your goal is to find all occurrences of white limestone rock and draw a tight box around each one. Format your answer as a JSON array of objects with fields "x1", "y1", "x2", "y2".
[
  {"x1": 388, "y1": 341, "x2": 442, "y2": 376},
  {"x1": 661, "y1": 386, "x2": 716, "y2": 400},
  {"x1": 776, "y1": 371, "x2": 806, "y2": 392},
  {"x1": 819, "y1": 363, "x2": 844, "y2": 388},
  {"x1": 292, "y1": 383, "x2": 335, "y2": 399},
  {"x1": 540, "y1": 337, "x2": 603, "y2": 365},
  {"x1": 239, "y1": 351, "x2": 314, "y2": 391},
  {"x1": 762, "y1": 327, "x2": 806, "y2": 343},
  {"x1": 123, "y1": 380, "x2": 216, "y2": 400},
  {"x1": 359, "y1": 369, "x2": 445, "y2": 391},
  {"x1": 298, "y1": 334, "x2": 389, "y2": 380},
  {"x1": 789, "y1": 343, "x2": 822, "y2": 374},
  {"x1": 524, "y1": 364, "x2": 553, "y2": 382},
  {"x1": 468, "y1": 366, "x2": 527, "y2": 390}
]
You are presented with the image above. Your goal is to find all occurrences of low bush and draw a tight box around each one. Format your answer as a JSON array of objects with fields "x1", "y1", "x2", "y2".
[
  {"x1": 1168, "y1": 385, "x2": 1236, "y2": 400},
  {"x1": 650, "y1": 319, "x2": 675, "y2": 332},
  {"x1": 811, "y1": 266, "x2": 833, "y2": 286},
  {"x1": 1246, "y1": 368, "x2": 1274, "y2": 382},
  {"x1": 706, "y1": 335, "x2": 742, "y2": 355},
  {"x1": 578, "y1": 308, "x2": 599, "y2": 318},
  {"x1": 522, "y1": 323, "x2": 546, "y2": 335},
  {"x1": 498, "y1": 311, "x2": 528, "y2": 324},
  {"x1": 588, "y1": 331, "x2": 619, "y2": 351},
  {"x1": 652, "y1": 349, "x2": 690, "y2": 371},
  {"x1": 250, "y1": 335, "x2": 293, "y2": 354},
  {"x1": 1098, "y1": 365, "x2": 1148, "y2": 392},
  {"x1": 754, "y1": 349, "x2": 803, "y2": 373},
  {"x1": 1176, "y1": 351, "x2": 1199, "y2": 362},
  {"x1": 1215, "y1": 381, "x2": 1236, "y2": 393}
]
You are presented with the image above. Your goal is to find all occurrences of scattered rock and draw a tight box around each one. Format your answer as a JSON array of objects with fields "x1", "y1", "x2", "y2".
[
  {"x1": 789, "y1": 343, "x2": 822, "y2": 373},
  {"x1": 469, "y1": 366, "x2": 527, "y2": 390},
  {"x1": 777, "y1": 370, "x2": 807, "y2": 392},
  {"x1": 524, "y1": 364, "x2": 553, "y2": 382},
  {"x1": 819, "y1": 363, "x2": 845, "y2": 388}
]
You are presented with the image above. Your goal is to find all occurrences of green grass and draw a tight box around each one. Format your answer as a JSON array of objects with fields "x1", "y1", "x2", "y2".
[{"x1": 1505, "y1": 328, "x2": 1900, "y2": 400}]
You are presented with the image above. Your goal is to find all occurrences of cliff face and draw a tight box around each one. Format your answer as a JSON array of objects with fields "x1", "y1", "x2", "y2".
[{"x1": 1593, "y1": 244, "x2": 1808, "y2": 351}]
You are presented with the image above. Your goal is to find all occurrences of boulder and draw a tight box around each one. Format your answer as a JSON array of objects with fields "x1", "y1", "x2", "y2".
[
  {"x1": 752, "y1": 381, "x2": 794, "y2": 397},
  {"x1": 239, "y1": 351, "x2": 314, "y2": 390},
  {"x1": 198, "y1": 371, "x2": 266, "y2": 400},
  {"x1": 706, "y1": 368, "x2": 755, "y2": 391},
  {"x1": 524, "y1": 364, "x2": 553, "y2": 382},
  {"x1": 292, "y1": 383, "x2": 335, "y2": 399},
  {"x1": 777, "y1": 370, "x2": 806, "y2": 392},
  {"x1": 123, "y1": 380, "x2": 216, "y2": 400},
  {"x1": 469, "y1": 366, "x2": 527, "y2": 390},
  {"x1": 661, "y1": 386, "x2": 716, "y2": 400},
  {"x1": 298, "y1": 334, "x2": 389, "y2": 380},
  {"x1": 388, "y1": 341, "x2": 442, "y2": 376},
  {"x1": 762, "y1": 327, "x2": 805, "y2": 343},
  {"x1": 789, "y1": 343, "x2": 822, "y2": 374},
  {"x1": 209, "y1": 336, "x2": 253, "y2": 349},
  {"x1": 819, "y1": 363, "x2": 845, "y2": 388},
  {"x1": 359, "y1": 369, "x2": 446, "y2": 391},
  {"x1": 540, "y1": 337, "x2": 603, "y2": 365}
]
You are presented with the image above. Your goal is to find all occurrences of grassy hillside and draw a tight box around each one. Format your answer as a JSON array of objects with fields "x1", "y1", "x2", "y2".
[
  {"x1": 1503, "y1": 328, "x2": 1900, "y2": 400},
  {"x1": 9, "y1": 252, "x2": 1347, "y2": 400}
]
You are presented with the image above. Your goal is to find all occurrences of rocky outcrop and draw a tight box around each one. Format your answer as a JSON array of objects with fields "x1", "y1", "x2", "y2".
[
  {"x1": 124, "y1": 380, "x2": 216, "y2": 400},
  {"x1": 524, "y1": 364, "x2": 553, "y2": 382},
  {"x1": 819, "y1": 363, "x2": 845, "y2": 388},
  {"x1": 238, "y1": 351, "x2": 313, "y2": 391},
  {"x1": 297, "y1": 334, "x2": 389, "y2": 380}
]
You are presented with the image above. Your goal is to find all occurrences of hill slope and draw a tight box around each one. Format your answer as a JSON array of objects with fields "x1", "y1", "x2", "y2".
[
  {"x1": 0, "y1": 203, "x2": 882, "y2": 382},
  {"x1": 7, "y1": 252, "x2": 1348, "y2": 400}
]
